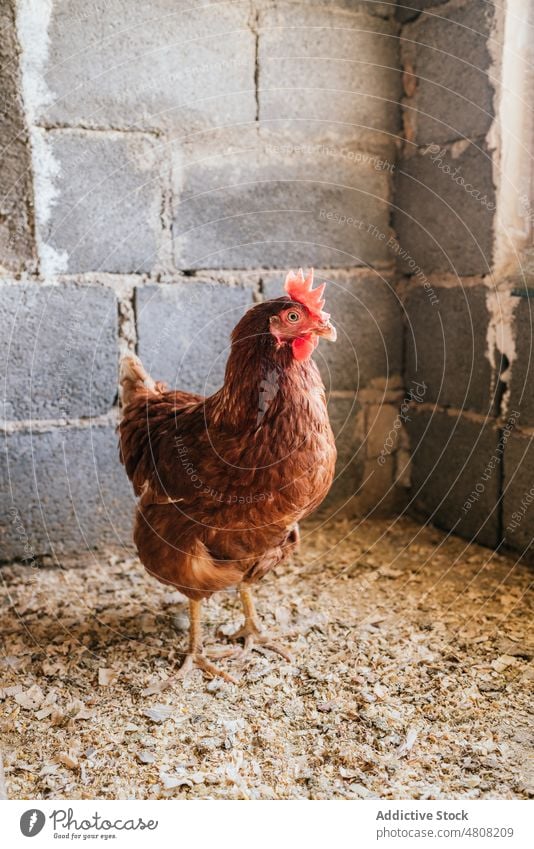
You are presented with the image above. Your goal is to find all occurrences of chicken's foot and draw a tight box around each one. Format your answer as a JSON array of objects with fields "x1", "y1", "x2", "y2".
[
  {"x1": 219, "y1": 586, "x2": 292, "y2": 662},
  {"x1": 176, "y1": 599, "x2": 238, "y2": 684}
]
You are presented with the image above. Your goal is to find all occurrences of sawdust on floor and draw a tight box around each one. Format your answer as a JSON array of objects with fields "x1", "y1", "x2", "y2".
[{"x1": 0, "y1": 517, "x2": 532, "y2": 800}]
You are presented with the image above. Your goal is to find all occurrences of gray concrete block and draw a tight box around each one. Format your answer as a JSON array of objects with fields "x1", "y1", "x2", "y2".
[
  {"x1": 136, "y1": 281, "x2": 254, "y2": 395},
  {"x1": 403, "y1": 2, "x2": 495, "y2": 144},
  {"x1": 360, "y1": 453, "x2": 406, "y2": 515},
  {"x1": 507, "y1": 298, "x2": 534, "y2": 428},
  {"x1": 0, "y1": 1, "x2": 35, "y2": 271},
  {"x1": 396, "y1": 0, "x2": 445, "y2": 24},
  {"x1": 29, "y1": 0, "x2": 256, "y2": 131},
  {"x1": 404, "y1": 284, "x2": 495, "y2": 414},
  {"x1": 0, "y1": 283, "x2": 118, "y2": 421},
  {"x1": 393, "y1": 142, "x2": 495, "y2": 276},
  {"x1": 407, "y1": 408, "x2": 501, "y2": 548},
  {"x1": 258, "y1": 4, "x2": 401, "y2": 137},
  {"x1": 279, "y1": 1, "x2": 396, "y2": 17},
  {"x1": 173, "y1": 132, "x2": 393, "y2": 269},
  {"x1": 324, "y1": 394, "x2": 364, "y2": 506},
  {"x1": 365, "y1": 403, "x2": 400, "y2": 458},
  {"x1": 34, "y1": 130, "x2": 164, "y2": 274},
  {"x1": 262, "y1": 270, "x2": 402, "y2": 390},
  {"x1": 0, "y1": 425, "x2": 133, "y2": 559},
  {"x1": 503, "y1": 433, "x2": 534, "y2": 556}
]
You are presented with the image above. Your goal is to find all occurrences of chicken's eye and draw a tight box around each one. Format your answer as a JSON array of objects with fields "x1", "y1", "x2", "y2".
[{"x1": 286, "y1": 311, "x2": 300, "y2": 323}]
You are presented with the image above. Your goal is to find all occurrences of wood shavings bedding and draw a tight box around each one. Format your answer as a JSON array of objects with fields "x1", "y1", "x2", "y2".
[{"x1": 0, "y1": 517, "x2": 532, "y2": 800}]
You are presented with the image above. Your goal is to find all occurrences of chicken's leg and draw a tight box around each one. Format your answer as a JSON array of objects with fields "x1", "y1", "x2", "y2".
[
  {"x1": 177, "y1": 599, "x2": 238, "y2": 684},
  {"x1": 287, "y1": 522, "x2": 300, "y2": 548},
  {"x1": 221, "y1": 585, "x2": 292, "y2": 661}
]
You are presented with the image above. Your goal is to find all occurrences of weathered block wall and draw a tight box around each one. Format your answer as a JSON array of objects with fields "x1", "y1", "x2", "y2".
[
  {"x1": 1, "y1": 0, "x2": 407, "y2": 560},
  {"x1": 396, "y1": 0, "x2": 534, "y2": 559}
]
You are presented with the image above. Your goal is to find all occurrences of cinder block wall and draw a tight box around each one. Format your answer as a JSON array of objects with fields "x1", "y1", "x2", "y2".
[
  {"x1": 395, "y1": 0, "x2": 534, "y2": 559},
  {"x1": 1, "y1": 0, "x2": 407, "y2": 560}
]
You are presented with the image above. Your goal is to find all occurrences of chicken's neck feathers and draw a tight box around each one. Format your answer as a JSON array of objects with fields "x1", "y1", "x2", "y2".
[{"x1": 210, "y1": 339, "x2": 327, "y2": 432}]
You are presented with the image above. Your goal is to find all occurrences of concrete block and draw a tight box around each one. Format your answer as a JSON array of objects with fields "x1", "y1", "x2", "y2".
[
  {"x1": 503, "y1": 433, "x2": 534, "y2": 556},
  {"x1": 394, "y1": 142, "x2": 495, "y2": 276},
  {"x1": 26, "y1": 0, "x2": 256, "y2": 131},
  {"x1": 0, "y1": 425, "x2": 133, "y2": 559},
  {"x1": 407, "y1": 408, "x2": 501, "y2": 548},
  {"x1": 258, "y1": 4, "x2": 401, "y2": 137},
  {"x1": 402, "y1": 2, "x2": 495, "y2": 144},
  {"x1": 396, "y1": 0, "x2": 445, "y2": 24},
  {"x1": 279, "y1": 1, "x2": 396, "y2": 17},
  {"x1": 0, "y1": 1, "x2": 35, "y2": 271},
  {"x1": 404, "y1": 284, "x2": 495, "y2": 414},
  {"x1": 507, "y1": 297, "x2": 534, "y2": 427},
  {"x1": 0, "y1": 283, "x2": 118, "y2": 421},
  {"x1": 395, "y1": 447, "x2": 411, "y2": 488},
  {"x1": 34, "y1": 130, "x2": 164, "y2": 274},
  {"x1": 136, "y1": 281, "x2": 254, "y2": 396},
  {"x1": 365, "y1": 403, "x2": 400, "y2": 457},
  {"x1": 262, "y1": 270, "x2": 402, "y2": 390},
  {"x1": 323, "y1": 394, "x2": 364, "y2": 506},
  {"x1": 358, "y1": 453, "x2": 402, "y2": 514},
  {"x1": 172, "y1": 132, "x2": 393, "y2": 269}
]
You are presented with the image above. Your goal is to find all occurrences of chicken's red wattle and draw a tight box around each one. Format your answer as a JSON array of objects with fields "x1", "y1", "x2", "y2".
[{"x1": 292, "y1": 334, "x2": 318, "y2": 361}]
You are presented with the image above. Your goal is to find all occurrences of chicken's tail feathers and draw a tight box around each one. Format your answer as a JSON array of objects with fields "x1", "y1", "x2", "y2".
[{"x1": 119, "y1": 354, "x2": 165, "y2": 407}]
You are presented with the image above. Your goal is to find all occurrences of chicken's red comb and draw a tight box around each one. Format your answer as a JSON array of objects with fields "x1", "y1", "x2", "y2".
[{"x1": 284, "y1": 268, "x2": 329, "y2": 320}]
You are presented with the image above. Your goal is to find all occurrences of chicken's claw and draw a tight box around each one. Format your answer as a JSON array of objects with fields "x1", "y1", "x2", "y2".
[
  {"x1": 219, "y1": 622, "x2": 292, "y2": 662},
  {"x1": 142, "y1": 652, "x2": 238, "y2": 693},
  {"x1": 176, "y1": 652, "x2": 238, "y2": 684}
]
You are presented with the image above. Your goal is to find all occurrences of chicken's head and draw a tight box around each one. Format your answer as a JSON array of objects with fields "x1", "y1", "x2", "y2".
[
  {"x1": 230, "y1": 269, "x2": 336, "y2": 365},
  {"x1": 268, "y1": 268, "x2": 336, "y2": 361}
]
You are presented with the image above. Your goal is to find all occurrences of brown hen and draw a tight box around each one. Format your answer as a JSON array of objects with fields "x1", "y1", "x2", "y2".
[{"x1": 119, "y1": 269, "x2": 337, "y2": 683}]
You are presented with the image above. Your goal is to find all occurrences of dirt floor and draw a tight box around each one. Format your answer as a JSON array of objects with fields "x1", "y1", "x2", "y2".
[{"x1": 0, "y1": 516, "x2": 532, "y2": 800}]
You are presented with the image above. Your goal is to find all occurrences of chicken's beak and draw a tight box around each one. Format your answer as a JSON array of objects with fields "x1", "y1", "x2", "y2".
[{"x1": 314, "y1": 320, "x2": 337, "y2": 342}]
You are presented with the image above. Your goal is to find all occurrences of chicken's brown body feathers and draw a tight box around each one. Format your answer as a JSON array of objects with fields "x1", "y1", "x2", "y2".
[{"x1": 119, "y1": 300, "x2": 336, "y2": 600}]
